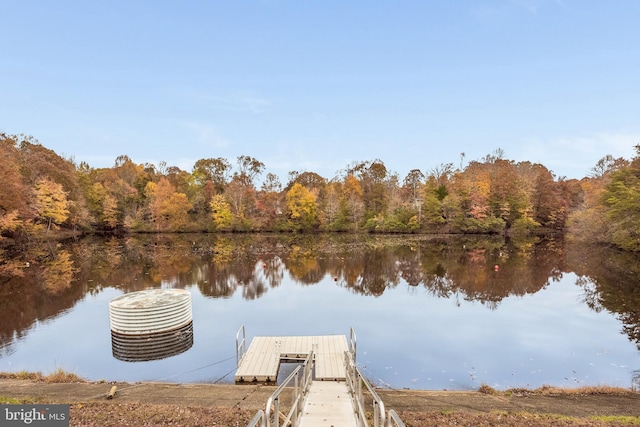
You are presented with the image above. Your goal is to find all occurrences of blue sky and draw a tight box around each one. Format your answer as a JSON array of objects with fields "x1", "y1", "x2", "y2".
[{"x1": 1, "y1": 0, "x2": 639, "y2": 183}]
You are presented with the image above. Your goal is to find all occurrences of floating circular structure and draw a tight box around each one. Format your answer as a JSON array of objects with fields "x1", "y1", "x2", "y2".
[{"x1": 108, "y1": 289, "x2": 192, "y2": 335}]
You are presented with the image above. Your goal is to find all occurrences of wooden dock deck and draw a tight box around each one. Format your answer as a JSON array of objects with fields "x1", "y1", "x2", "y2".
[
  {"x1": 235, "y1": 334, "x2": 348, "y2": 383},
  {"x1": 299, "y1": 381, "x2": 357, "y2": 426}
]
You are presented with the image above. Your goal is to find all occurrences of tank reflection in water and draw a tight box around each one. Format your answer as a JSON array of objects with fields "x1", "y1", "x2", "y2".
[
  {"x1": 108, "y1": 289, "x2": 194, "y2": 362},
  {"x1": 111, "y1": 322, "x2": 194, "y2": 362}
]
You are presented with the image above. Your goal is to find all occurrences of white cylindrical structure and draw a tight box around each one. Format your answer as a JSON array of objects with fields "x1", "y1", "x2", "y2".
[{"x1": 108, "y1": 289, "x2": 192, "y2": 335}]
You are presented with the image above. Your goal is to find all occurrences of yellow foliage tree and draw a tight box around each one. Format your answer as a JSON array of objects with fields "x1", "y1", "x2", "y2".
[
  {"x1": 34, "y1": 177, "x2": 69, "y2": 232},
  {"x1": 145, "y1": 178, "x2": 193, "y2": 231},
  {"x1": 343, "y1": 174, "x2": 364, "y2": 226},
  {"x1": 286, "y1": 183, "x2": 319, "y2": 231},
  {"x1": 210, "y1": 194, "x2": 234, "y2": 231}
]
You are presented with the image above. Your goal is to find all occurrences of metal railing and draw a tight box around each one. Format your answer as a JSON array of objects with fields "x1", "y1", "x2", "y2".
[
  {"x1": 345, "y1": 349, "x2": 386, "y2": 427},
  {"x1": 245, "y1": 326, "x2": 405, "y2": 427},
  {"x1": 387, "y1": 410, "x2": 406, "y2": 427},
  {"x1": 236, "y1": 325, "x2": 247, "y2": 367},
  {"x1": 349, "y1": 326, "x2": 357, "y2": 363},
  {"x1": 247, "y1": 410, "x2": 265, "y2": 427},
  {"x1": 259, "y1": 350, "x2": 314, "y2": 427},
  {"x1": 344, "y1": 335, "x2": 406, "y2": 427}
]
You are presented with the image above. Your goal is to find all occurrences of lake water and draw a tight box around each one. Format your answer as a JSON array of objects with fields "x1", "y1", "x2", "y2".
[{"x1": 1, "y1": 234, "x2": 638, "y2": 390}]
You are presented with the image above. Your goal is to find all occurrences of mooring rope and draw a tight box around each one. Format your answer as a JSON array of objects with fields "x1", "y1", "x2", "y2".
[
  {"x1": 90, "y1": 354, "x2": 237, "y2": 399},
  {"x1": 212, "y1": 367, "x2": 236, "y2": 384}
]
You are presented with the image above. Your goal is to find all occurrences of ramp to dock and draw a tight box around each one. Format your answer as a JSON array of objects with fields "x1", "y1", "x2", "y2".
[
  {"x1": 239, "y1": 326, "x2": 407, "y2": 427},
  {"x1": 299, "y1": 380, "x2": 357, "y2": 426},
  {"x1": 235, "y1": 334, "x2": 348, "y2": 383}
]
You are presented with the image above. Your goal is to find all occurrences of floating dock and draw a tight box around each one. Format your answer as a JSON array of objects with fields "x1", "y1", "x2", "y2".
[
  {"x1": 239, "y1": 327, "x2": 405, "y2": 427},
  {"x1": 235, "y1": 334, "x2": 348, "y2": 383}
]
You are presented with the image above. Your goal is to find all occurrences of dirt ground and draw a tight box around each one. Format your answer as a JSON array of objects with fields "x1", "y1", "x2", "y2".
[{"x1": 1, "y1": 379, "x2": 640, "y2": 426}]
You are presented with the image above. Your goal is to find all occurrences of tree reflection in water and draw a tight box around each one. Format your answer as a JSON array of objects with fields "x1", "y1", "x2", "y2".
[{"x1": 0, "y1": 233, "x2": 639, "y2": 358}]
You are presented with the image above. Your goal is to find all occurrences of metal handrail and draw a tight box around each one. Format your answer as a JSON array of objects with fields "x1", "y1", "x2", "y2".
[
  {"x1": 236, "y1": 325, "x2": 247, "y2": 367},
  {"x1": 387, "y1": 410, "x2": 406, "y2": 427},
  {"x1": 349, "y1": 326, "x2": 357, "y2": 363},
  {"x1": 263, "y1": 350, "x2": 314, "y2": 427},
  {"x1": 247, "y1": 410, "x2": 264, "y2": 427},
  {"x1": 344, "y1": 347, "x2": 405, "y2": 427},
  {"x1": 244, "y1": 326, "x2": 405, "y2": 427},
  {"x1": 345, "y1": 349, "x2": 386, "y2": 427}
]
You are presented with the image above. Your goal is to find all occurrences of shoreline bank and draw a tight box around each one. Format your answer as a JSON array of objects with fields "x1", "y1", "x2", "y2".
[{"x1": 2, "y1": 379, "x2": 640, "y2": 426}]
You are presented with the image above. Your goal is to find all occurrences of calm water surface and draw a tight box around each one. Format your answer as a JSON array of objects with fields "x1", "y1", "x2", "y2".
[{"x1": 1, "y1": 234, "x2": 638, "y2": 390}]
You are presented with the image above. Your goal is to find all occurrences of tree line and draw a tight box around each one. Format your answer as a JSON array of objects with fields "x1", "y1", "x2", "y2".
[{"x1": 0, "y1": 132, "x2": 638, "y2": 250}]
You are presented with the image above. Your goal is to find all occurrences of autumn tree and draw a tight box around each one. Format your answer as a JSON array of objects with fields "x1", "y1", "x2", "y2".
[
  {"x1": 105, "y1": 155, "x2": 149, "y2": 227},
  {"x1": 421, "y1": 176, "x2": 447, "y2": 229},
  {"x1": 226, "y1": 176, "x2": 250, "y2": 220},
  {"x1": 430, "y1": 163, "x2": 454, "y2": 201},
  {"x1": 286, "y1": 183, "x2": 319, "y2": 231},
  {"x1": 600, "y1": 146, "x2": 640, "y2": 251},
  {"x1": 455, "y1": 161, "x2": 495, "y2": 231},
  {"x1": 144, "y1": 178, "x2": 193, "y2": 231},
  {"x1": 321, "y1": 181, "x2": 342, "y2": 229},
  {"x1": 488, "y1": 159, "x2": 526, "y2": 228},
  {"x1": 531, "y1": 165, "x2": 565, "y2": 229},
  {"x1": 236, "y1": 155, "x2": 265, "y2": 187},
  {"x1": 362, "y1": 160, "x2": 390, "y2": 216},
  {"x1": 17, "y1": 135, "x2": 90, "y2": 230},
  {"x1": 34, "y1": 177, "x2": 69, "y2": 232},
  {"x1": 590, "y1": 155, "x2": 628, "y2": 179},
  {"x1": 286, "y1": 171, "x2": 327, "y2": 192},
  {"x1": 164, "y1": 166, "x2": 194, "y2": 199},
  {"x1": 342, "y1": 174, "x2": 364, "y2": 229},
  {"x1": 256, "y1": 173, "x2": 283, "y2": 229},
  {"x1": 2, "y1": 132, "x2": 628, "y2": 237},
  {"x1": 85, "y1": 182, "x2": 119, "y2": 228},
  {"x1": 223, "y1": 156, "x2": 264, "y2": 228},
  {"x1": 192, "y1": 157, "x2": 231, "y2": 215},
  {"x1": 345, "y1": 160, "x2": 389, "y2": 219},
  {"x1": 403, "y1": 169, "x2": 425, "y2": 208},
  {"x1": 210, "y1": 194, "x2": 234, "y2": 231},
  {"x1": 192, "y1": 157, "x2": 231, "y2": 192},
  {"x1": 0, "y1": 134, "x2": 29, "y2": 236}
]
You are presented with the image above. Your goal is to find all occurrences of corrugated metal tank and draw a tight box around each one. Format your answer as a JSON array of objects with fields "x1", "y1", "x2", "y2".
[{"x1": 108, "y1": 289, "x2": 193, "y2": 335}]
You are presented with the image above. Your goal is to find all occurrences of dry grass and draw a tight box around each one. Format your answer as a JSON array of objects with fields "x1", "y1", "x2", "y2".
[
  {"x1": 0, "y1": 369, "x2": 84, "y2": 383},
  {"x1": 2, "y1": 374, "x2": 639, "y2": 426},
  {"x1": 68, "y1": 402, "x2": 254, "y2": 427},
  {"x1": 1, "y1": 399, "x2": 637, "y2": 427},
  {"x1": 476, "y1": 383, "x2": 636, "y2": 397},
  {"x1": 506, "y1": 385, "x2": 636, "y2": 397},
  {"x1": 478, "y1": 383, "x2": 498, "y2": 395},
  {"x1": 397, "y1": 410, "x2": 640, "y2": 426},
  {"x1": 44, "y1": 368, "x2": 84, "y2": 383}
]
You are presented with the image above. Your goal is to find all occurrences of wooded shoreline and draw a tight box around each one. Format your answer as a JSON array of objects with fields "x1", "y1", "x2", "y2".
[{"x1": 2, "y1": 133, "x2": 640, "y2": 251}]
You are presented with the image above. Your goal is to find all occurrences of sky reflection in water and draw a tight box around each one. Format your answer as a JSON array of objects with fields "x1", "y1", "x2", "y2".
[{"x1": 1, "y1": 265, "x2": 637, "y2": 391}]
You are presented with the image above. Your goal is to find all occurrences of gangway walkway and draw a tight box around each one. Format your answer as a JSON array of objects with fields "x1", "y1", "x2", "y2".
[
  {"x1": 237, "y1": 326, "x2": 406, "y2": 427},
  {"x1": 299, "y1": 381, "x2": 356, "y2": 426}
]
